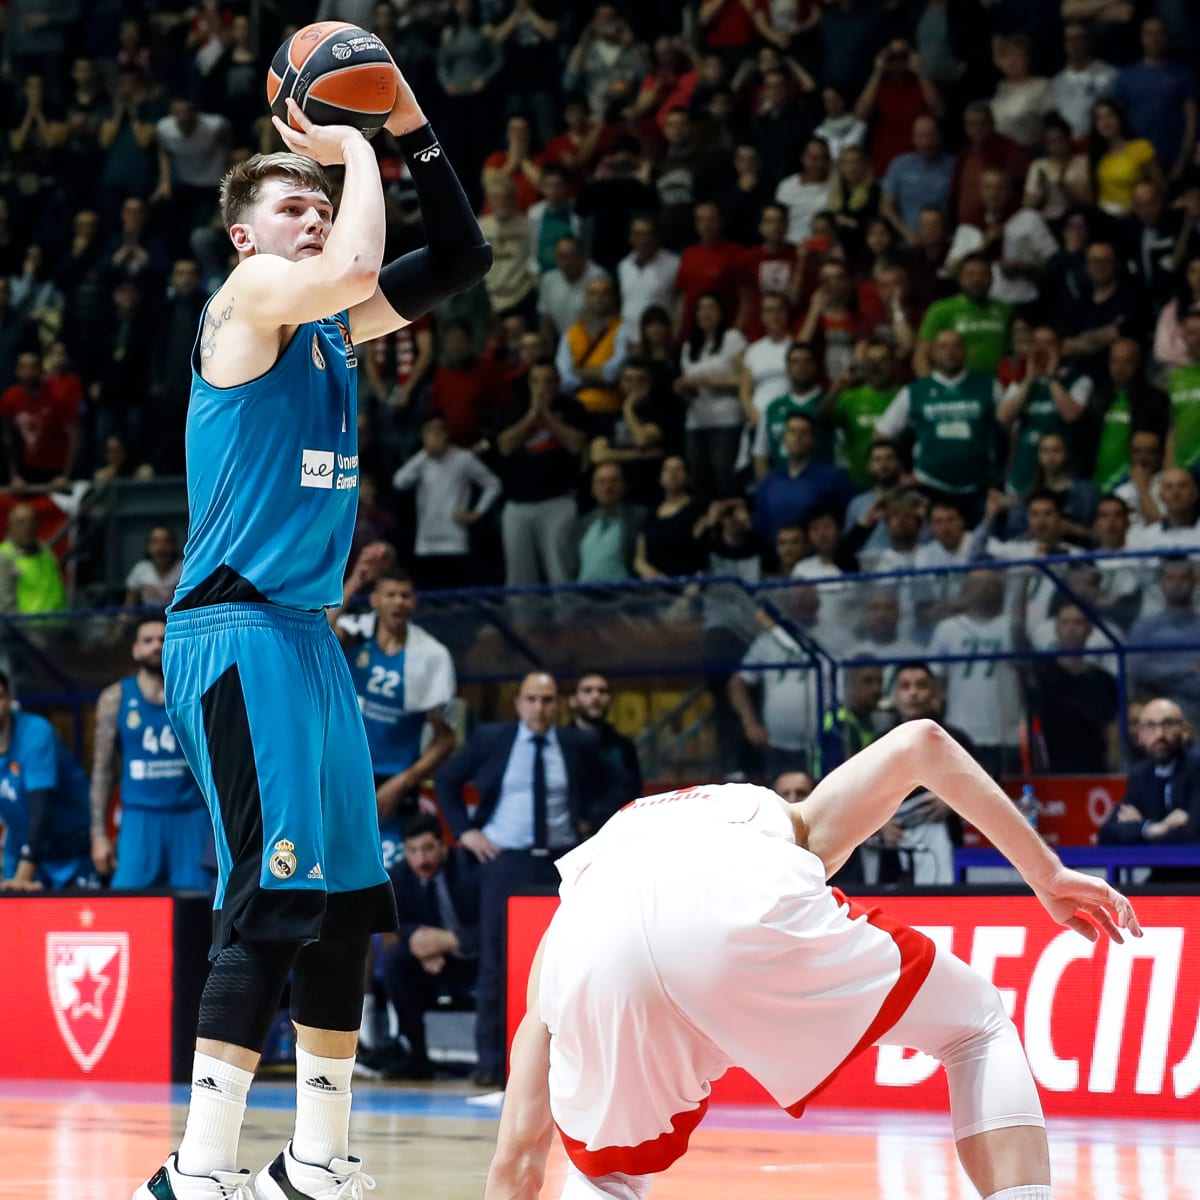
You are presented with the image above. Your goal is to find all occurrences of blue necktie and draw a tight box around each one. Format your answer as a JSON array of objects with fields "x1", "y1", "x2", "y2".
[{"x1": 532, "y1": 734, "x2": 548, "y2": 851}]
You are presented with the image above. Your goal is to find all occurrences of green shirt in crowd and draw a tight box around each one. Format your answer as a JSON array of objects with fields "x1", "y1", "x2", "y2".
[
  {"x1": 918, "y1": 295, "x2": 1013, "y2": 376},
  {"x1": 833, "y1": 384, "x2": 899, "y2": 487},
  {"x1": 1002, "y1": 371, "x2": 1092, "y2": 496},
  {"x1": 1168, "y1": 362, "x2": 1200, "y2": 470},
  {"x1": 1093, "y1": 390, "x2": 1133, "y2": 492},
  {"x1": 0, "y1": 540, "x2": 67, "y2": 613},
  {"x1": 753, "y1": 387, "x2": 832, "y2": 471}
]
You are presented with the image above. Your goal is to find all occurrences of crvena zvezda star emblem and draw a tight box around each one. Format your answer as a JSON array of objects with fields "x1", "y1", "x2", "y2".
[{"x1": 45, "y1": 932, "x2": 129, "y2": 1072}]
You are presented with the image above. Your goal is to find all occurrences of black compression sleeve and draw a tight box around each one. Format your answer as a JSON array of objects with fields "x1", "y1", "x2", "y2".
[
  {"x1": 378, "y1": 122, "x2": 493, "y2": 321},
  {"x1": 22, "y1": 787, "x2": 56, "y2": 867}
]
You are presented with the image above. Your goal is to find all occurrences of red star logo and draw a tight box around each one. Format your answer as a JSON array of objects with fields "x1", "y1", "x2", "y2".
[{"x1": 69, "y1": 964, "x2": 109, "y2": 1020}]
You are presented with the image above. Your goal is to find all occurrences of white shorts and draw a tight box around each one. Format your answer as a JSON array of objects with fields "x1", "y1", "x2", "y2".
[{"x1": 539, "y1": 823, "x2": 935, "y2": 1178}]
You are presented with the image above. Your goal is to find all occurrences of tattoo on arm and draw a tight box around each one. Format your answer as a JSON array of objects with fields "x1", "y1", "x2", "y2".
[
  {"x1": 199, "y1": 299, "x2": 235, "y2": 361},
  {"x1": 90, "y1": 684, "x2": 122, "y2": 834}
]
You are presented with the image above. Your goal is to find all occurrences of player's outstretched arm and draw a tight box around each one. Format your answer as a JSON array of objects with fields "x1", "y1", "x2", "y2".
[
  {"x1": 485, "y1": 933, "x2": 554, "y2": 1200},
  {"x1": 348, "y1": 68, "x2": 493, "y2": 343},
  {"x1": 225, "y1": 100, "x2": 386, "y2": 329},
  {"x1": 796, "y1": 720, "x2": 1142, "y2": 943}
]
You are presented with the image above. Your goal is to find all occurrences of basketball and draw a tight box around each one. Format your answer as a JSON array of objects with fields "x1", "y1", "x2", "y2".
[{"x1": 267, "y1": 22, "x2": 397, "y2": 139}]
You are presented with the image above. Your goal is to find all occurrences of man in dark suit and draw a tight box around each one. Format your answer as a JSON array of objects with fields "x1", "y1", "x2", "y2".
[
  {"x1": 435, "y1": 671, "x2": 633, "y2": 1087},
  {"x1": 378, "y1": 813, "x2": 481, "y2": 1080},
  {"x1": 567, "y1": 671, "x2": 642, "y2": 799},
  {"x1": 1099, "y1": 698, "x2": 1200, "y2": 880}
]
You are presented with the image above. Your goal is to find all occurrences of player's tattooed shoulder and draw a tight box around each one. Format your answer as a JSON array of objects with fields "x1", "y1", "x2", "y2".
[{"x1": 200, "y1": 298, "x2": 235, "y2": 361}]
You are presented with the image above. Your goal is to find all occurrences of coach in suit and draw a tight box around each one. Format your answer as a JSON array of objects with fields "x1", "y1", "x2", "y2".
[
  {"x1": 380, "y1": 813, "x2": 482, "y2": 1079},
  {"x1": 435, "y1": 671, "x2": 633, "y2": 1086},
  {"x1": 1099, "y1": 698, "x2": 1200, "y2": 880}
]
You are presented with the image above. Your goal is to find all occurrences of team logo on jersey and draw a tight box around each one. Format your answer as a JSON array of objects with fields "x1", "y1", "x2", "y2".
[
  {"x1": 300, "y1": 448, "x2": 335, "y2": 489},
  {"x1": 329, "y1": 314, "x2": 357, "y2": 368},
  {"x1": 126, "y1": 710, "x2": 141, "y2": 730},
  {"x1": 356, "y1": 649, "x2": 370, "y2": 669},
  {"x1": 270, "y1": 839, "x2": 298, "y2": 879},
  {"x1": 311, "y1": 334, "x2": 326, "y2": 371},
  {"x1": 46, "y1": 932, "x2": 129, "y2": 1073}
]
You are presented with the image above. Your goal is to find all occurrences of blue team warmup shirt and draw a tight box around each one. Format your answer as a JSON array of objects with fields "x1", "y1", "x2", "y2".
[
  {"x1": 0, "y1": 711, "x2": 90, "y2": 877},
  {"x1": 348, "y1": 640, "x2": 427, "y2": 777},
  {"x1": 117, "y1": 676, "x2": 205, "y2": 810},
  {"x1": 171, "y1": 304, "x2": 360, "y2": 612}
]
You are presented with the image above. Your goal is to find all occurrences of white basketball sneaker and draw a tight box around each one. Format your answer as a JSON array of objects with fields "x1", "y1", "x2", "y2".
[
  {"x1": 134, "y1": 1154, "x2": 255, "y2": 1200},
  {"x1": 254, "y1": 1141, "x2": 376, "y2": 1200}
]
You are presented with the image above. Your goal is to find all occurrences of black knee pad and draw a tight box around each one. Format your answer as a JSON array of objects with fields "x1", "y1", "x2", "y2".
[
  {"x1": 290, "y1": 935, "x2": 371, "y2": 1032},
  {"x1": 198, "y1": 939, "x2": 300, "y2": 1052}
]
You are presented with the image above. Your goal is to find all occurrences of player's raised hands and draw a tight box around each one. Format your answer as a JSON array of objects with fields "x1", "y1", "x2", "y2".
[
  {"x1": 1030, "y1": 866, "x2": 1142, "y2": 944},
  {"x1": 271, "y1": 98, "x2": 362, "y2": 165},
  {"x1": 383, "y1": 65, "x2": 427, "y2": 137}
]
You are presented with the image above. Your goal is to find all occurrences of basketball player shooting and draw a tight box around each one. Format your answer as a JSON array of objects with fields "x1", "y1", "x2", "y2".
[
  {"x1": 134, "y1": 47, "x2": 491, "y2": 1200},
  {"x1": 487, "y1": 720, "x2": 1142, "y2": 1200}
]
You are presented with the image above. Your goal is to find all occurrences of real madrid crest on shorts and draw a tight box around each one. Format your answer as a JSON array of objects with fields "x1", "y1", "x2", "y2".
[
  {"x1": 270, "y1": 838, "x2": 298, "y2": 880},
  {"x1": 126, "y1": 709, "x2": 141, "y2": 729}
]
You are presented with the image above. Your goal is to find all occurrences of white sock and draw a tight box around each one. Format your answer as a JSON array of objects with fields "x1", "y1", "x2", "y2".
[
  {"x1": 177, "y1": 1052, "x2": 253, "y2": 1176},
  {"x1": 985, "y1": 1187, "x2": 1052, "y2": 1200},
  {"x1": 293, "y1": 1048, "x2": 355, "y2": 1166}
]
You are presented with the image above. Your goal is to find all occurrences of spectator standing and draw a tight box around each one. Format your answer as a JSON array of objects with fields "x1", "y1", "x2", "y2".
[
  {"x1": 1153, "y1": 257, "x2": 1200, "y2": 374},
  {"x1": 125, "y1": 526, "x2": 182, "y2": 606},
  {"x1": 478, "y1": 178, "x2": 537, "y2": 322},
  {"x1": 617, "y1": 217, "x2": 680, "y2": 331},
  {"x1": 633, "y1": 456, "x2": 706, "y2": 579},
  {"x1": 703, "y1": 494, "x2": 772, "y2": 582},
  {"x1": 556, "y1": 275, "x2": 631, "y2": 421},
  {"x1": 481, "y1": 115, "x2": 543, "y2": 214},
  {"x1": 754, "y1": 412, "x2": 854, "y2": 542},
  {"x1": 879, "y1": 115, "x2": 955, "y2": 244},
  {"x1": 654, "y1": 108, "x2": 705, "y2": 252},
  {"x1": 915, "y1": 254, "x2": 1012, "y2": 377},
  {"x1": 1128, "y1": 559, "x2": 1200, "y2": 727},
  {"x1": 484, "y1": 0, "x2": 561, "y2": 145},
  {"x1": 574, "y1": 140, "x2": 660, "y2": 275},
  {"x1": 998, "y1": 326, "x2": 1092, "y2": 497},
  {"x1": 676, "y1": 292, "x2": 747, "y2": 501},
  {"x1": 840, "y1": 435, "x2": 905, "y2": 554},
  {"x1": 437, "y1": 0, "x2": 503, "y2": 191},
  {"x1": 1167, "y1": 309, "x2": 1200, "y2": 471},
  {"x1": 332, "y1": 568, "x2": 457, "y2": 868},
  {"x1": 754, "y1": 341, "x2": 831, "y2": 474},
  {"x1": 1052, "y1": 23, "x2": 1119, "y2": 140},
  {"x1": 0, "y1": 349, "x2": 79, "y2": 487},
  {"x1": 493, "y1": 359, "x2": 586, "y2": 586},
  {"x1": 827, "y1": 344, "x2": 900, "y2": 489},
  {"x1": 567, "y1": 672, "x2": 643, "y2": 800},
  {"x1": 878, "y1": 330, "x2": 1000, "y2": 512},
  {"x1": 539, "y1": 95, "x2": 615, "y2": 192},
  {"x1": 1088, "y1": 100, "x2": 1162, "y2": 218},
  {"x1": 814, "y1": 86, "x2": 866, "y2": 163},
  {"x1": 150, "y1": 260, "x2": 205, "y2": 474},
  {"x1": 854, "y1": 40, "x2": 943, "y2": 179},
  {"x1": 434, "y1": 671, "x2": 630, "y2": 1085},
  {"x1": 674, "y1": 202, "x2": 744, "y2": 335},
  {"x1": 573, "y1": 462, "x2": 646, "y2": 583},
  {"x1": 1061, "y1": 240, "x2": 1148, "y2": 386},
  {"x1": 151, "y1": 98, "x2": 230, "y2": 256},
  {"x1": 1022, "y1": 114, "x2": 1092, "y2": 223},
  {"x1": 913, "y1": 499, "x2": 973, "y2": 634},
  {"x1": 739, "y1": 292, "x2": 794, "y2": 427},
  {"x1": 89, "y1": 618, "x2": 209, "y2": 889},
  {"x1": 590, "y1": 359, "x2": 675, "y2": 506},
  {"x1": 561, "y1": 5, "x2": 648, "y2": 120},
  {"x1": 1098, "y1": 698, "x2": 1200, "y2": 860},
  {"x1": 428, "y1": 322, "x2": 504, "y2": 448},
  {"x1": 98, "y1": 66, "x2": 158, "y2": 216},
  {"x1": 378, "y1": 813, "x2": 480, "y2": 1080},
  {"x1": 526, "y1": 166, "x2": 581, "y2": 277},
  {"x1": 989, "y1": 34, "x2": 1053, "y2": 152},
  {"x1": 719, "y1": 143, "x2": 774, "y2": 248},
  {"x1": 950, "y1": 101, "x2": 1029, "y2": 231},
  {"x1": 796, "y1": 259, "x2": 867, "y2": 382},
  {"x1": 537, "y1": 237, "x2": 607, "y2": 342},
  {"x1": 0, "y1": 278, "x2": 38, "y2": 393},
  {"x1": 774, "y1": 138, "x2": 834, "y2": 244},
  {"x1": 392, "y1": 414, "x2": 502, "y2": 590},
  {"x1": 927, "y1": 571, "x2": 1023, "y2": 778},
  {"x1": 751, "y1": 67, "x2": 808, "y2": 189},
  {"x1": 1112, "y1": 17, "x2": 1198, "y2": 185},
  {"x1": 0, "y1": 670, "x2": 94, "y2": 891},
  {"x1": 0, "y1": 504, "x2": 65, "y2": 613},
  {"x1": 1120, "y1": 181, "x2": 1180, "y2": 308}
]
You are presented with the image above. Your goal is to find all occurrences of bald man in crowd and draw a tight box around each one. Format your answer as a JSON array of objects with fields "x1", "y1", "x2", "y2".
[{"x1": 435, "y1": 671, "x2": 633, "y2": 1087}]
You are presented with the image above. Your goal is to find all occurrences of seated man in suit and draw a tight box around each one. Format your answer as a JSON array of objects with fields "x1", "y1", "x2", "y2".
[
  {"x1": 377, "y1": 813, "x2": 481, "y2": 1080},
  {"x1": 1099, "y1": 697, "x2": 1200, "y2": 880},
  {"x1": 435, "y1": 671, "x2": 633, "y2": 1087}
]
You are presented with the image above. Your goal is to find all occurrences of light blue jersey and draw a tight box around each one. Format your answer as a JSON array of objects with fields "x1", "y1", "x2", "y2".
[
  {"x1": 117, "y1": 676, "x2": 205, "y2": 811},
  {"x1": 171, "y1": 302, "x2": 361, "y2": 612},
  {"x1": 348, "y1": 639, "x2": 427, "y2": 777}
]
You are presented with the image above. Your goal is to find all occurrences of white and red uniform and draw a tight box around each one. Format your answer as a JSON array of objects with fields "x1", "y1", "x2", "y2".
[{"x1": 540, "y1": 783, "x2": 937, "y2": 1179}]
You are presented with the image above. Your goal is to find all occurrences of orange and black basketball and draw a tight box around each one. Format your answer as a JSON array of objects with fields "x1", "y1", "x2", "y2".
[{"x1": 266, "y1": 22, "x2": 396, "y2": 139}]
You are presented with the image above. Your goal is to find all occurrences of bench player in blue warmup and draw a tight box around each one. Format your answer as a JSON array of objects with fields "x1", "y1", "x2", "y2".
[
  {"x1": 0, "y1": 670, "x2": 95, "y2": 892},
  {"x1": 134, "y1": 68, "x2": 492, "y2": 1200},
  {"x1": 90, "y1": 618, "x2": 210, "y2": 889}
]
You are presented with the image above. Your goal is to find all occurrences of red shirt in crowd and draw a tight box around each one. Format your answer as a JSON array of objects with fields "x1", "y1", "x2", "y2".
[
  {"x1": 480, "y1": 155, "x2": 542, "y2": 212},
  {"x1": 0, "y1": 375, "x2": 81, "y2": 474},
  {"x1": 952, "y1": 133, "x2": 1030, "y2": 229},
  {"x1": 868, "y1": 76, "x2": 930, "y2": 177},
  {"x1": 703, "y1": 0, "x2": 767, "y2": 48},
  {"x1": 541, "y1": 125, "x2": 616, "y2": 194},
  {"x1": 739, "y1": 245, "x2": 798, "y2": 339},
  {"x1": 428, "y1": 360, "x2": 504, "y2": 447},
  {"x1": 675, "y1": 240, "x2": 746, "y2": 335}
]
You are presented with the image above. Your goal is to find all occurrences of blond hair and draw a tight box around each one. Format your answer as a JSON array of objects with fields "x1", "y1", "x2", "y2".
[{"x1": 218, "y1": 152, "x2": 332, "y2": 230}]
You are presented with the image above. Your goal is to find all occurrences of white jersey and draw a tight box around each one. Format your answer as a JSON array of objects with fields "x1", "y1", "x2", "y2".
[
  {"x1": 927, "y1": 613, "x2": 1023, "y2": 747},
  {"x1": 542, "y1": 783, "x2": 935, "y2": 1178}
]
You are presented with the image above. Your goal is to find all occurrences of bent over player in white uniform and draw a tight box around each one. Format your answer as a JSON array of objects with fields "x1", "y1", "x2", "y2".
[{"x1": 486, "y1": 720, "x2": 1141, "y2": 1200}]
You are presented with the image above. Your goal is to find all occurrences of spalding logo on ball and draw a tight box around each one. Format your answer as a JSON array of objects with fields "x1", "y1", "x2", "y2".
[{"x1": 267, "y1": 21, "x2": 397, "y2": 139}]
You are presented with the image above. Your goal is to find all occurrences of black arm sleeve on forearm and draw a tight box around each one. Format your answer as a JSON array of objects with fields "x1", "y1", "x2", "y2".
[
  {"x1": 378, "y1": 122, "x2": 493, "y2": 321},
  {"x1": 22, "y1": 787, "x2": 56, "y2": 865}
]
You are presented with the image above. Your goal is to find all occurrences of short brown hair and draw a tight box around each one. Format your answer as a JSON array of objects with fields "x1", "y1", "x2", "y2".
[{"x1": 219, "y1": 152, "x2": 332, "y2": 231}]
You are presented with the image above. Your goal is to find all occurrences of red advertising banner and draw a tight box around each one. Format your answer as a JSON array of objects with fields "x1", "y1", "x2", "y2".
[
  {"x1": 0, "y1": 896, "x2": 174, "y2": 1082},
  {"x1": 977, "y1": 777, "x2": 1125, "y2": 847},
  {"x1": 508, "y1": 893, "x2": 1200, "y2": 1120}
]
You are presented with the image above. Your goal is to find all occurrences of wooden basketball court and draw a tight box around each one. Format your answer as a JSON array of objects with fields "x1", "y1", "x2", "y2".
[{"x1": 4, "y1": 1077, "x2": 1197, "y2": 1199}]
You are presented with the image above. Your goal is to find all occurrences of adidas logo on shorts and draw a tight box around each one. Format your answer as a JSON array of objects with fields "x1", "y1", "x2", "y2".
[
  {"x1": 307, "y1": 863, "x2": 323, "y2": 880},
  {"x1": 305, "y1": 1075, "x2": 338, "y2": 1091}
]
